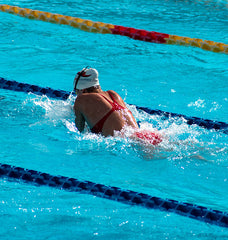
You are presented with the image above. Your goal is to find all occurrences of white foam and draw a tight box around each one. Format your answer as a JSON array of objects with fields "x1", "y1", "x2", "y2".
[{"x1": 24, "y1": 93, "x2": 75, "y2": 122}]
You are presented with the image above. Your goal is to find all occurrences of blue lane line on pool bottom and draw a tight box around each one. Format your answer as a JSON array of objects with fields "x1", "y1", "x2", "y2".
[
  {"x1": 0, "y1": 163, "x2": 227, "y2": 228},
  {"x1": 0, "y1": 77, "x2": 227, "y2": 134}
]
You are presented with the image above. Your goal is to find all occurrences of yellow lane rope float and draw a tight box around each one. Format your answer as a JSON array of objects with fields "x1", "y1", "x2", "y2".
[{"x1": 0, "y1": 4, "x2": 227, "y2": 54}]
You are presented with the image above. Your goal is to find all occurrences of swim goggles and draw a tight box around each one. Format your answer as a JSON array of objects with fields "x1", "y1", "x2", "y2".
[{"x1": 73, "y1": 66, "x2": 90, "y2": 91}]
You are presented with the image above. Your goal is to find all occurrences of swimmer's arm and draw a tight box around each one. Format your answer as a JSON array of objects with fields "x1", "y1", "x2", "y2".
[
  {"x1": 74, "y1": 103, "x2": 85, "y2": 133},
  {"x1": 74, "y1": 112, "x2": 85, "y2": 132}
]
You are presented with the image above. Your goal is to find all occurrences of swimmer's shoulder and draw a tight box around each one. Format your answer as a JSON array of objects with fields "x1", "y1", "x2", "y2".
[{"x1": 106, "y1": 90, "x2": 122, "y2": 100}]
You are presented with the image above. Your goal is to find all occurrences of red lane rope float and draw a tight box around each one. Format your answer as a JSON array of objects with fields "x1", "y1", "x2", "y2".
[
  {"x1": 0, "y1": 4, "x2": 227, "y2": 54},
  {"x1": 111, "y1": 25, "x2": 169, "y2": 43}
]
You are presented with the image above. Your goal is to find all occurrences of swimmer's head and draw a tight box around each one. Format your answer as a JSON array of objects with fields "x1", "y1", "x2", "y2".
[{"x1": 73, "y1": 67, "x2": 99, "y2": 91}]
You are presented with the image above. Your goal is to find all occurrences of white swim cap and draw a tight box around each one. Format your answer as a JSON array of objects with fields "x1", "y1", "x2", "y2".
[{"x1": 73, "y1": 67, "x2": 99, "y2": 90}]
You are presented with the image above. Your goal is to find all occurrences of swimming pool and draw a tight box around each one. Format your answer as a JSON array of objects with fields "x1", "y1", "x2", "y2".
[{"x1": 0, "y1": 0, "x2": 227, "y2": 239}]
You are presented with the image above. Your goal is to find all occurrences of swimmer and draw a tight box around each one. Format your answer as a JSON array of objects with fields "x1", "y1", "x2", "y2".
[{"x1": 73, "y1": 67, "x2": 162, "y2": 146}]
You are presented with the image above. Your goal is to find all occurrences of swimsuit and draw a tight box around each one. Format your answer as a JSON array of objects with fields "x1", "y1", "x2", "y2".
[
  {"x1": 133, "y1": 130, "x2": 162, "y2": 145},
  {"x1": 91, "y1": 92, "x2": 126, "y2": 134},
  {"x1": 90, "y1": 93, "x2": 162, "y2": 146}
]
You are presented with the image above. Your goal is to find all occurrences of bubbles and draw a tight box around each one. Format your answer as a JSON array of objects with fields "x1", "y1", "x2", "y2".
[
  {"x1": 65, "y1": 120, "x2": 77, "y2": 133},
  {"x1": 188, "y1": 99, "x2": 223, "y2": 115},
  {"x1": 209, "y1": 102, "x2": 222, "y2": 112},
  {"x1": 188, "y1": 99, "x2": 205, "y2": 108}
]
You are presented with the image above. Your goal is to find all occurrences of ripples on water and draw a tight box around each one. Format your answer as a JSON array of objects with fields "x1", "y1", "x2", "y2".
[{"x1": 0, "y1": 0, "x2": 227, "y2": 238}]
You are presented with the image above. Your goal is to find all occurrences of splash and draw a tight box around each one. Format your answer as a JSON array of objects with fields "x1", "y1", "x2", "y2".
[
  {"x1": 24, "y1": 92, "x2": 75, "y2": 125},
  {"x1": 23, "y1": 94, "x2": 227, "y2": 162}
]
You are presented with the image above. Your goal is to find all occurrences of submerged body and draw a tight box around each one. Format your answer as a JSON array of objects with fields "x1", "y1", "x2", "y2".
[
  {"x1": 73, "y1": 67, "x2": 162, "y2": 146},
  {"x1": 74, "y1": 89, "x2": 138, "y2": 136},
  {"x1": 74, "y1": 88, "x2": 162, "y2": 145}
]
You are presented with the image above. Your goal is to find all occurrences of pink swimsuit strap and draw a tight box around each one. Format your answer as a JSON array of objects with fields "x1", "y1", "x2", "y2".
[
  {"x1": 91, "y1": 92, "x2": 126, "y2": 134},
  {"x1": 100, "y1": 93, "x2": 126, "y2": 111}
]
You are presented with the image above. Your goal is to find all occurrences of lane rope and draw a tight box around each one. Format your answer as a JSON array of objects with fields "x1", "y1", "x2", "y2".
[
  {"x1": 136, "y1": 106, "x2": 228, "y2": 134},
  {"x1": 0, "y1": 163, "x2": 227, "y2": 228},
  {"x1": 0, "y1": 4, "x2": 227, "y2": 54},
  {"x1": 0, "y1": 77, "x2": 227, "y2": 134}
]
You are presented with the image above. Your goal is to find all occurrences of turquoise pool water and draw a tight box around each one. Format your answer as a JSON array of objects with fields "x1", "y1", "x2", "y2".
[{"x1": 0, "y1": 0, "x2": 227, "y2": 239}]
